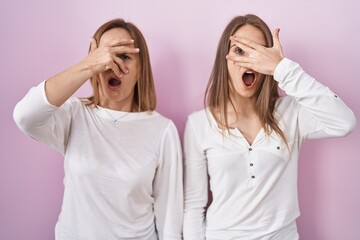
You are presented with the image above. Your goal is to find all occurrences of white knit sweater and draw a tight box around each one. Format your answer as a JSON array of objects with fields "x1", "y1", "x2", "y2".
[{"x1": 14, "y1": 82, "x2": 184, "y2": 240}]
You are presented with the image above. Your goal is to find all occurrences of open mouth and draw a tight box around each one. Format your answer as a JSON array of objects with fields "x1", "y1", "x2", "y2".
[
  {"x1": 242, "y1": 71, "x2": 256, "y2": 87},
  {"x1": 108, "y1": 78, "x2": 121, "y2": 86},
  {"x1": 107, "y1": 74, "x2": 122, "y2": 89}
]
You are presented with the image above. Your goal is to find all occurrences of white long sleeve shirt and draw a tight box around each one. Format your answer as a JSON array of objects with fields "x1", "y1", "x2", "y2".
[
  {"x1": 13, "y1": 81, "x2": 183, "y2": 240},
  {"x1": 183, "y1": 58, "x2": 356, "y2": 240}
]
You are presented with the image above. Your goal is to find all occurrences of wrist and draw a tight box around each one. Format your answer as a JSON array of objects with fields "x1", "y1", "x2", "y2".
[{"x1": 71, "y1": 61, "x2": 95, "y2": 81}]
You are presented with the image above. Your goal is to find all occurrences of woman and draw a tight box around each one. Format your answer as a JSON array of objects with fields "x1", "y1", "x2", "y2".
[
  {"x1": 14, "y1": 19, "x2": 183, "y2": 240},
  {"x1": 183, "y1": 14, "x2": 356, "y2": 240}
]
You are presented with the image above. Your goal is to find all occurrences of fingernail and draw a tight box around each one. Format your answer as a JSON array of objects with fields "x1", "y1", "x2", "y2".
[{"x1": 135, "y1": 48, "x2": 140, "y2": 52}]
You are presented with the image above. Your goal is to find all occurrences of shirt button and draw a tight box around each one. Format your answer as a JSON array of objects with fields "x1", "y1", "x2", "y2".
[
  {"x1": 249, "y1": 148, "x2": 252, "y2": 151},
  {"x1": 250, "y1": 163, "x2": 254, "y2": 166},
  {"x1": 334, "y1": 95, "x2": 338, "y2": 98},
  {"x1": 277, "y1": 146, "x2": 280, "y2": 150},
  {"x1": 251, "y1": 176, "x2": 255, "y2": 179}
]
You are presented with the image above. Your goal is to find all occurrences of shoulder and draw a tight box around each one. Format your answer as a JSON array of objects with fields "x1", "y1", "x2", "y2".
[
  {"x1": 185, "y1": 108, "x2": 215, "y2": 137},
  {"x1": 186, "y1": 109, "x2": 214, "y2": 132},
  {"x1": 149, "y1": 111, "x2": 173, "y2": 126},
  {"x1": 187, "y1": 108, "x2": 209, "y2": 123},
  {"x1": 142, "y1": 111, "x2": 179, "y2": 135},
  {"x1": 148, "y1": 113, "x2": 181, "y2": 147}
]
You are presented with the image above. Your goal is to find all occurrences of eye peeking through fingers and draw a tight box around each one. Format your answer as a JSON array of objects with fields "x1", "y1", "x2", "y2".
[
  {"x1": 116, "y1": 54, "x2": 131, "y2": 61},
  {"x1": 234, "y1": 47, "x2": 244, "y2": 55}
]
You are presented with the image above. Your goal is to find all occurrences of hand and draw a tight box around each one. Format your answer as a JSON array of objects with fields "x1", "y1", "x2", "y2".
[
  {"x1": 226, "y1": 28, "x2": 284, "y2": 75},
  {"x1": 83, "y1": 38, "x2": 140, "y2": 77}
]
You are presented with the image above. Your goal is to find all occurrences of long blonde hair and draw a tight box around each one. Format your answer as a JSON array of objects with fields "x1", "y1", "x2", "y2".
[
  {"x1": 85, "y1": 19, "x2": 156, "y2": 112},
  {"x1": 205, "y1": 14, "x2": 286, "y2": 144}
]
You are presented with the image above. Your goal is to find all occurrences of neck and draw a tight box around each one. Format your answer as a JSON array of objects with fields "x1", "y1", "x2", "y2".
[
  {"x1": 98, "y1": 88, "x2": 135, "y2": 112},
  {"x1": 228, "y1": 95, "x2": 257, "y2": 116},
  {"x1": 99, "y1": 101, "x2": 133, "y2": 112}
]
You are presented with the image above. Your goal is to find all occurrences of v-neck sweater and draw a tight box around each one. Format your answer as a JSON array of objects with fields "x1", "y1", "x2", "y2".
[
  {"x1": 183, "y1": 58, "x2": 356, "y2": 240},
  {"x1": 13, "y1": 82, "x2": 183, "y2": 240}
]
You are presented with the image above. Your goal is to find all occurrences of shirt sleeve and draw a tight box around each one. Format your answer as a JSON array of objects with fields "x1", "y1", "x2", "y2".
[
  {"x1": 183, "y1": 116, "x2": 208, "y2": 240},
  {"x1": 274, "y1": 58, "x2": 357, "y2": 140},
  {"x1": 13, "y1": 81, "x2": 72, "y2": 154},
  {"x1": 153, "y1": 121, "x2": 183, "y2": 240}
]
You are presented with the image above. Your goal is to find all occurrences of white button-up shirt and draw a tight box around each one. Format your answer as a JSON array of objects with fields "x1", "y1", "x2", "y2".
[{"x1": 183, "y1": 58, "x2": 356, "y2": 240}]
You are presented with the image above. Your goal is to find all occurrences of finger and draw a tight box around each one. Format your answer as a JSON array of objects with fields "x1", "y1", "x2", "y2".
[
  {"x1": 89, "y1": 37, "x2": 97, "y2": 52},
  {"x1": 273, "y1": 28, "x2": 281, "y2": 48},
  {"x1": 107, "y1": 61, "x2": 123, "y2": 77},
  {"x1": 226, "y1": 54, "x2": 252, "y2": 64},
  {"x1": 109, "y1": 39, "x2": 135, "y2": 47},
  {"x1": 111, "y1": 46, "x2": 140, "y2": 54},
  {"x1": 113, "y1": 57, "x2": 129, "y2": 74},
  {"x1": 229, "y1": 37, "x2": 259, "y2": 56},
  {"x1": 229, "y1": 40, "x2": 255, "y2": 56},
  {"x1": 230, "y1": 36, "x2": 262, "y2": 50},
  {"x1": 234, "y1": 62, "x2": 255, "y2": 70}
]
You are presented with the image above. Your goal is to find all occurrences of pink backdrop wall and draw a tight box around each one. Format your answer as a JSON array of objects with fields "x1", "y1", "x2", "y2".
[{"x1": 1, "y1": 0, "x2": 359, "y2": 239}]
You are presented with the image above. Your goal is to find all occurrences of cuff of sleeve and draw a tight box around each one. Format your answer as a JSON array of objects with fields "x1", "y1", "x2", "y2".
[{"x1": 273, "y1": 58, "x2": 298, "y2": 84}]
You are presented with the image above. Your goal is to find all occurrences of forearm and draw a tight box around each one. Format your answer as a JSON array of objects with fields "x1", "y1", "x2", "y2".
[
  {"x1": 45, "y1": 61, "x2": 93, "y2": 106},
  {"x1": 274, "y1": 58, "x2": 357, "y2": 137}
]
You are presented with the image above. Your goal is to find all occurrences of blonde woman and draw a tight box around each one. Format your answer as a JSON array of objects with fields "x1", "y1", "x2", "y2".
[
  {"x1": 183, "y1": 14, "x2": 356, "y2": 240},
  {"x1": 14, "y1": 19, "x2": 183, "y2": 240}
]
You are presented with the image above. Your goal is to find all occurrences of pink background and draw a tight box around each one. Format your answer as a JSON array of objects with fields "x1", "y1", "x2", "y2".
[{"x1": 1, "y1": 0, "x2": 359, "y2": 239}]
